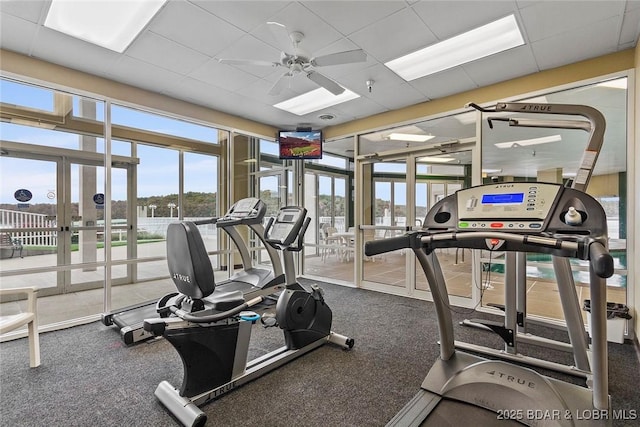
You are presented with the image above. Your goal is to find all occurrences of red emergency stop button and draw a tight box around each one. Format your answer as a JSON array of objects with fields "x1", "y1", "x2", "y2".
[
  {"x1": 490, "y1": 223, "x2": 504, "y2": 228},
  {"x1": 490, "y1": 238, "x2": 501, "y2": 246}
]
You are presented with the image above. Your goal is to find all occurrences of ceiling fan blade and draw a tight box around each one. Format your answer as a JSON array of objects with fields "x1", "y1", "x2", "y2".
[
  {"x1": 268, "y1": 72, "x2": 294, "y2": 96},
  {"x1": 311, "y1": 49, "x2": 367, "y2": 67},
  {"x1": 218, "y1": 58, "x2": 279, "y2": 67},
  {"x1": 267, "y1": 21, "x2": 295, "y2": 51},
  {"x1": 306, "y1": 71, "x2": 345, "y2": 96}
]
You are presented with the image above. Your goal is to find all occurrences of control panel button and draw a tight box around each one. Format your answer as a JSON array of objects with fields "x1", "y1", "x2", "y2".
[
  {"x1": 458, "y1": 222, "x2": 469, "y2": 228},
  {"x1": 529, "y1": 223, "x2": 542, "y2": 229},
  {"x1": 490, "y1": 223, "x2": 503, "y2": 228}
]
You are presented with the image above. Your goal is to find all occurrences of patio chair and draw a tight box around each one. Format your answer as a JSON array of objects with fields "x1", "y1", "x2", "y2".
[{"x1": 0, "y1": 287, "x2": 40, "y2": 367}]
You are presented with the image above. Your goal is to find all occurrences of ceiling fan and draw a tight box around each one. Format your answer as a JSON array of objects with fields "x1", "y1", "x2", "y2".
[{"x1": 218, "y1": 22, "x2": 367, "y2": 96}]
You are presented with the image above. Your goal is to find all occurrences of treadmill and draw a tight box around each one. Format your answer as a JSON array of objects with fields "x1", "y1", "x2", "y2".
[
  {"x1": 102, "y1": 197, "x2": 285, "y2": 344},
  {"x1": 365, "y1": 103, "x2": 614, "y2": 427}
]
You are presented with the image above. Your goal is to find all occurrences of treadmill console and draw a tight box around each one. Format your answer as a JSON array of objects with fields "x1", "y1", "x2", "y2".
[
  {"x1": 217, "y1": 198, "x2": 266, "y2": 226},
  {"x1": 265, "y1": 206, "x2": 307, "y2": 247},
  {"x1": 456, "y1": 183, "x2": 562, "y2": 231},
  {"x1": 424, "y1": 182, "x2": 608, "y2": 241}
]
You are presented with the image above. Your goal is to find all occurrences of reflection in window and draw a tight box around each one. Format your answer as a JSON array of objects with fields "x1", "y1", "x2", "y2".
[
  {"x1": 374, "y1": 163, "x2": 407, "y2": 174},
  {"x1": 480, "y1": 76, "x2": 629, "y2": 318},
  {"x1": 308, "y1": 153, "x2": 347, "y2": 169},
  {"x1": 260, "y1": 139, "x2": 278, "y2": 156}
]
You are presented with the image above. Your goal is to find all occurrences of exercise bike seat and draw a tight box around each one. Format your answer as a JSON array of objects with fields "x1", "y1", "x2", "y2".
[{"x1": 204, "y1": 290, "x2": 245, "y2": 311}]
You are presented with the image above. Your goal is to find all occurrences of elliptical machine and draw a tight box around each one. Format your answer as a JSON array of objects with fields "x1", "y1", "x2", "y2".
[{"x1": 143, "y1": 205, "x2": 354, "y2": 427}]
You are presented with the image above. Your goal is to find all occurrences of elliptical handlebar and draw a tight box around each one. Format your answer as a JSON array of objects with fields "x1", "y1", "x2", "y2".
[
  {"x1": 192, "y1": 217, "x2": 219, "y2": 226},
  {"x1": 290, "y1": 217, "x2": 311, "y2": 252}
]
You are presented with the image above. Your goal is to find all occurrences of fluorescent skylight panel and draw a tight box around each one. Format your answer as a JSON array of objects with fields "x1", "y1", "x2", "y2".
[
  {"x1": 386, "y1": 14, "x2": 524, "y2": 81},
  {"x1": 44, "y1": 0, "x2": 167, "y2": 53},
  {"x1": 274, "y1": 88, "x2": 359, "y2": 116},
  {"x1": 494, "y1": 134, "x2": 561, "y2": 149}
]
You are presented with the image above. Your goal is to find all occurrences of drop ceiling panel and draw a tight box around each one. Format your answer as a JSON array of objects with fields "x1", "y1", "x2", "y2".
[
  {"x1": 30, "y1": 27, "x2": 122, "y2": 76},
  {"x1": 303, "y1": 1, "x2": 406, "y2": 35},
  {"x1": 108, "y1": 56, "x2": 185, "y2": 95},
  {"x1": 148, "y1": 0, "x2": 246, "y2": 57},
  {"x1": 530, "y1": 16, "x2": 620, "y2": 70},
  {"x1": 409, "y1": 68, "x2": 478, "y2": 100},
  {"x1": 168, "y1": 77, "x2": 235, "y2": 106},
  {"x1": 330, "y1": 96, "x2": 387, "y2": 119},
  {"x1": 462, "y1": 44, "x2": 539, "y2": 87},
  {"x1": 191, "y1": 0, "x2": 290, "y2": 33},
  {"x1": 519, "y1": 0, "x2": 626, "y2": 42},
  {"x1": 412, "y1": 0, "x2": 519, "y2": 40},
  {"x1": 189, "y1": 59, "x2": 260, "y2": 92},
  {"x1": 0, "y1": 0, "x2": 46, "y2": 24},
  {"x1": 348, "y1": 8, "x2": 437, "y2": 63},
  {"x1": 0, "y1": 14, "x2": 38, "y2": 54},
  {"x1": 126, "y1": 31, "x2": 210, "y2": 75},
  {"x1": 620, "y1": 7, "x2": 640, "y2": 45}
]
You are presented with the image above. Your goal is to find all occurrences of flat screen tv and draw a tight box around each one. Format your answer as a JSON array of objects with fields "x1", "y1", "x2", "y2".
[{"x1": 278, "y1": 130, "x2": 323, "y2": 160}]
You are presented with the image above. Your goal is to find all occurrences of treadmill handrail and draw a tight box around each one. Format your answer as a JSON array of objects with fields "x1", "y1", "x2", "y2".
[{"x1": 467, "y1": 102, "x2": 605, "y2": 191}]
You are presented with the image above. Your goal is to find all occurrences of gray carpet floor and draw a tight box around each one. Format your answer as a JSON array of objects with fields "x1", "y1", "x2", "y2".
[{"x1": 1, "y1": 279, "x2": 639, "y2": 427}]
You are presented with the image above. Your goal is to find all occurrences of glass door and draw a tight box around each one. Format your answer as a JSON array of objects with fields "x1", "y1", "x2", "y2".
[
  {"x1": 0, "y1": 154, "x2": 63, "y2": 297},
  {"x1": 0, "y1": 142, "x2": 135, "y2": 297},
  {"x1": 358, "y1": 143, "x2": 476, "y2": 303}
]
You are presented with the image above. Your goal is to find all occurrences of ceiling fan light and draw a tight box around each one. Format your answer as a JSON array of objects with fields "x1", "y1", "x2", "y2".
[
  {"x1": 386, "y1": 14, "x2": 524, "y2": 81},
  {"x1": 274, "y1": 87, "x2": 359, "y2": 116}
]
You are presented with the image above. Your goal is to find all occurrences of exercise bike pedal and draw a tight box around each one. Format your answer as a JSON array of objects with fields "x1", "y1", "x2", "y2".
[{"x1": 260, "y1": 313, "x2": 278, "y2": 328}]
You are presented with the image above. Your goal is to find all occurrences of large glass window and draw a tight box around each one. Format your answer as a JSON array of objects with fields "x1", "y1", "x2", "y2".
[
  {"x1": 480, "y1": 77, "x2": 629, "y2": 322},
  {"x1": 0, "y1": 78, "x2": 225, "y2": 332}
]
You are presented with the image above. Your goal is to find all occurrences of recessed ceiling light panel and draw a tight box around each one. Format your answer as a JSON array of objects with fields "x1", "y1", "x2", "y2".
[
  {"x1": 385, "y1": 14, "x2": 524, "y2": 81},
  {"x1": 44, "y1": 0, "x2": 167, "y2": 53},
  {"x1": 274, "y1": 87, "x2": 359, "y2": 116},
  {"x1": 388, "y1": 133, "x2": 435, "y2": 142},
  {"x1": 494, "y1": 134, "x2": 561, "y2": 149}
]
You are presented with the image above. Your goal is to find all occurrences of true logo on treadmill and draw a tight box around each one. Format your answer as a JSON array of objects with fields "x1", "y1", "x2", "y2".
[
  {"x1": 486, "y1": 370, "x2": 535, "y2": 388},
  {"x1": 173, "y1": 273, "x2": 191, "y2": 283},
  {"x1": 519, "y1": 104, "x2": 552, "y2": 112}
]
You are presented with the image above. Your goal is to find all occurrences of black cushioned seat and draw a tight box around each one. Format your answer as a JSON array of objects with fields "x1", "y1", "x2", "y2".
[{"x1": 167, "y1": 222, "x2": 244, "y2": 310}]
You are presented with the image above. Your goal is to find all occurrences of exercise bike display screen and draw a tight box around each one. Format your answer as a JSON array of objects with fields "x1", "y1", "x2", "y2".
[{"x1": 481, "y1": 193, "x2": 524, "y2": 205}]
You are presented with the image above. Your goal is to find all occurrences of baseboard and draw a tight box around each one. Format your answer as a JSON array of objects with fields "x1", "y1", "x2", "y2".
[{"x1": 633, "y1": 335, "x2": 640, "y2": 365}]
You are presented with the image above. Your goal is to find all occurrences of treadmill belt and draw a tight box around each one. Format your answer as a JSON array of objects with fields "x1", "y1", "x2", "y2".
[{"x1": 422, "y1": 399, "x2": 524, "y2": 426}]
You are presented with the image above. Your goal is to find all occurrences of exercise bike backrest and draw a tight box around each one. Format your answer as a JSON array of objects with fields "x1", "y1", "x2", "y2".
[
  {"x1": 264, "y1": 206, "x2": 310, "y2": 251},
  {"x1": 166, "y1": 221, "x2": 216, "y2": 299}
]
